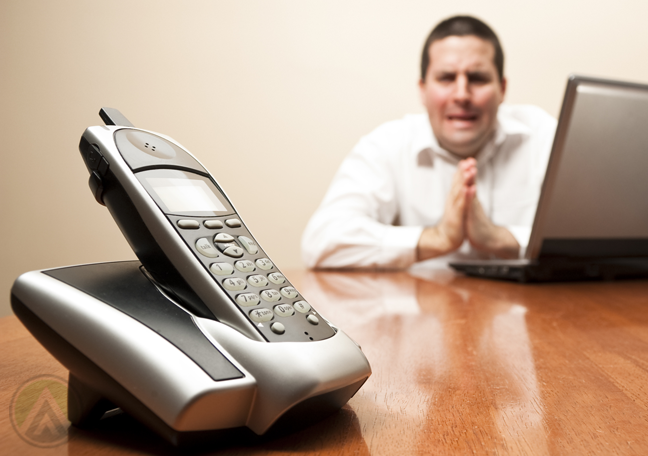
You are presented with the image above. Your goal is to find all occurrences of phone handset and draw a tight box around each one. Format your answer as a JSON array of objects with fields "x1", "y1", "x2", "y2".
[{"x1": 79, "y1": 108, "x2": 335, "y2": 343}]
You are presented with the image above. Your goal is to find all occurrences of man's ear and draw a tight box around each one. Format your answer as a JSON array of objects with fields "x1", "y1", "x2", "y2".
[
  {"x1": 500, "y1": 77, "x2": 507, "y2": 98},
  {"x1": 418, "y1": 78, "x2": 426, "y2": 103}
]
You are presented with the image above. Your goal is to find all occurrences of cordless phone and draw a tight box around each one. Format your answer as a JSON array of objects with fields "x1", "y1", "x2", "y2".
[
  {"x1": 79, "y1": 108, "x2": 335, "y2": 343},
  {"x1": 11, "y1": 108, "x2": 370, "y2": 442}
]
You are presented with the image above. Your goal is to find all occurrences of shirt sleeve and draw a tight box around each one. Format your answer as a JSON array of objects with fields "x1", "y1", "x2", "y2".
[
  {"x1": 302, "y1": 133, "x2": 423, "y2": 269},
  {"x1": 506, "y1": 225, "x2": 532, "y2": 258}
]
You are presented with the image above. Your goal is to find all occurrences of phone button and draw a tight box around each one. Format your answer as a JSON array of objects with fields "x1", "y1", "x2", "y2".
[
  {"x1": 236, "y1": 293, "x2": 260, "y2": 307},
  {"x1": 280, "y1": 287, "x2": 298, "y2": 299},
  {"x1": 260, "y1": 289, "x2": 281, "y2": 302},
  {"x1": 177, "y1": 219, "x2": 200, "y2": 229},
  {"x1": 270, "y1": 322, "x2": 285, "y2": 335},
  {"x1": 224, "y1": 247, "x2": 244, "y2": 258},
  {"x1": 223, "y1": 277, "x2": 246, "y2": 291},
  {"x1": 210, "y1": 262, "x2": 234, "y2": 276},
  {"x1": 89, "y1": 172, "x2": 105, "y2": 205},
  {"x1": 204, "y1": 220, "x2": 224, "y2": 229},
  {"x1": 274, "y1": 304, "x2": 295, "y2": 317},
  {"x1": 196, "y1": 238, "x2": 219, "y2": 258},
  {"x1": 247, "y1": 275, "x2": 269, "y2": 287},
  {"x1": 267, "y1": 272, "x2": 286, "y2": 285},
  {"x1": 306, "y1": 315, "x2": 320, "y2": 325},
  {"x1": 216, "y1": 243, "x2": 244, "y2": 258},
  {"x1": 255, "y1": 258, "x2": 274, "y2": 270},
  {"x1": 293, "y1": 301, "x2": 311, "y2": 313},
  {"x1": 85, "y1": 144, "x2": 104, "y2": 170},
  {"x1": 249, "y1": 308, "x2": 273, "y2": 322},
  {"x1": 214, "y1": 233, "x2": 235, "y2": 243},
  {"x1": 235, "y1": 260, "x2": 256, "y2": 272},
  {"x1": 225, "y1": 219, "x2": 242, "y2": 228},
  {"x1": 238, "y1": 236, "x2": 259, "y2": 254}
]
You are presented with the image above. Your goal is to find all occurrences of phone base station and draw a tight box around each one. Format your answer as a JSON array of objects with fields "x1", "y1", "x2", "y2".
[{"x1": 11, "y1": 261, "x2": 371, "y2": 445}]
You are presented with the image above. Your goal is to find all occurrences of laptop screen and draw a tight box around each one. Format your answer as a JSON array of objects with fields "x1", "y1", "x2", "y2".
[{"x1": 527, "y1": 75, "x2": 648, "y2": 259}]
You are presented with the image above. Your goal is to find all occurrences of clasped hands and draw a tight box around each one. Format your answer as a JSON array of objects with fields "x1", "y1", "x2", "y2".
[{"x1": 416, "y1": 158, "x2": 520, "y2": 261}]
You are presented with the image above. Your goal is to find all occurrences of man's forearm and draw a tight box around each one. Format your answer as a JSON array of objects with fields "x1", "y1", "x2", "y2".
[
  {"x1": 465, "y1": 197, "x2": 520, "y2": 259},
  {"x1": 470, "y1": 225, "x2": 520, "y2": 259},
  {"x1": 416, "y1": 223, "x2": 520, "y2": 262},
  {"x1": 416, "y1": 225, "x2": 463, "y2": 261}
]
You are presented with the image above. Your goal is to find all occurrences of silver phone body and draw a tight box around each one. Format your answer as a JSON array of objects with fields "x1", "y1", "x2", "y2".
[{"x1": 80, "y1": 125, "x2": 335, "y2": 343}]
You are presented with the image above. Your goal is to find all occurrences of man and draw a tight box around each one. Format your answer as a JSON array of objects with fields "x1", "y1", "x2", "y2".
[{"x1": 302, "y1": 16, "x2": 557, "y2": 269}]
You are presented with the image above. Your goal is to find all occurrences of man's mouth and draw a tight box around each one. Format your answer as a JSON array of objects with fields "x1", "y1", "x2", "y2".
[
  {"x1": 446, "y1": 112, "x2": 479, "y2": 122},
  {"x1": 445, "y1": 112, "x2": 480, "y2": 130}
]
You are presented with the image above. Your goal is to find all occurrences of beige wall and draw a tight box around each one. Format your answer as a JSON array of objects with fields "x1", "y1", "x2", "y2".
[{"x1": 2, "y1": 0, "x2": 648, "y2": 317}]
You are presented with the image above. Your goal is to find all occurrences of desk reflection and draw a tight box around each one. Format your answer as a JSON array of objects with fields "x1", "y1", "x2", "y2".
[{"x1": 302, "y1": 270, "x2": 548, "y2": 455}]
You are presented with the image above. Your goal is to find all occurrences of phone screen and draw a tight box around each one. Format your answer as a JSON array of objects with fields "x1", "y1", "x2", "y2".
[
  {"x1": 146, "y1": 177, "x2": 227, "y2": 212},
  {"x1": 137, "y1": 169, "x2": 233, "y2": 216}
]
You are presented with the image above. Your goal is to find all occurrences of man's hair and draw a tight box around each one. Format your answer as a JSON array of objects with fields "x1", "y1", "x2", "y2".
[{"x1": 420, "y1": 15, "x2": 504, "y2": 82}]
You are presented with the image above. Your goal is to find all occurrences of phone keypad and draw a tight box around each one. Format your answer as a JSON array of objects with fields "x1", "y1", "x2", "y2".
[{"x1": 171, "y1": 214, "x2": 335, "y2": 342}]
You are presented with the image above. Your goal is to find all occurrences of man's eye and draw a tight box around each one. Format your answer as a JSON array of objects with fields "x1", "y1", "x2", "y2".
[
  {"x1": 437, "y1": 74, "x2": 455, "y2": 82},
  {"x1": 469, "y1": 74, "x2": 490, "y2": 84}
]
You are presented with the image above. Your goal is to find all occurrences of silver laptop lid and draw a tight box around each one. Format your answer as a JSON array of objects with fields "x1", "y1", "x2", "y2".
[{"x1": 527, "y1": 75, "x2": 648, "y2": 260}]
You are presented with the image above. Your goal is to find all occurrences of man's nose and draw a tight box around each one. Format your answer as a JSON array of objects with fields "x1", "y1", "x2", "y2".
[{"x1": 453, "y1": 75, "x2": 470, "y2": 103}]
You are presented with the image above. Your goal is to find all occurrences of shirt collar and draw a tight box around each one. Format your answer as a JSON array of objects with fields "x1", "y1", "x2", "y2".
[{"x1": 414, "y1": 105, "x2": 533, "y2": 166}]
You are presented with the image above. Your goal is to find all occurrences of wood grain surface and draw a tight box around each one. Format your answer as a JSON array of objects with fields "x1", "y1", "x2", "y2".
[{"x1": 3, "y1": 268, "x2": 648, "y2": 455}]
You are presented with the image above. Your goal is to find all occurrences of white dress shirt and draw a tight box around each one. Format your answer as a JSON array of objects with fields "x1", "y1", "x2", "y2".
[{"x1": 302, "y1": 104, "x2": 557, "y2": 269}]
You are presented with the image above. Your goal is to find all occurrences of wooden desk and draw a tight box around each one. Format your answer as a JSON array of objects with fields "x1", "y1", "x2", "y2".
[{"x1": 3, "y1": 269, "x2": 648, "y2": 454}]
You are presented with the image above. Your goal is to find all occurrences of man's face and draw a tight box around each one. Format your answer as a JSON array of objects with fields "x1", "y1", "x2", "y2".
[{"x1": 419, "y1": 35, "x2": 506, "y2": 158}]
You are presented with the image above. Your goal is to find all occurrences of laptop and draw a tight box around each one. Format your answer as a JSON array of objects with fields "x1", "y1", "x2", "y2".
[{"x1": 450, "y1": 75, "x2": 648, "y2": 282}]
